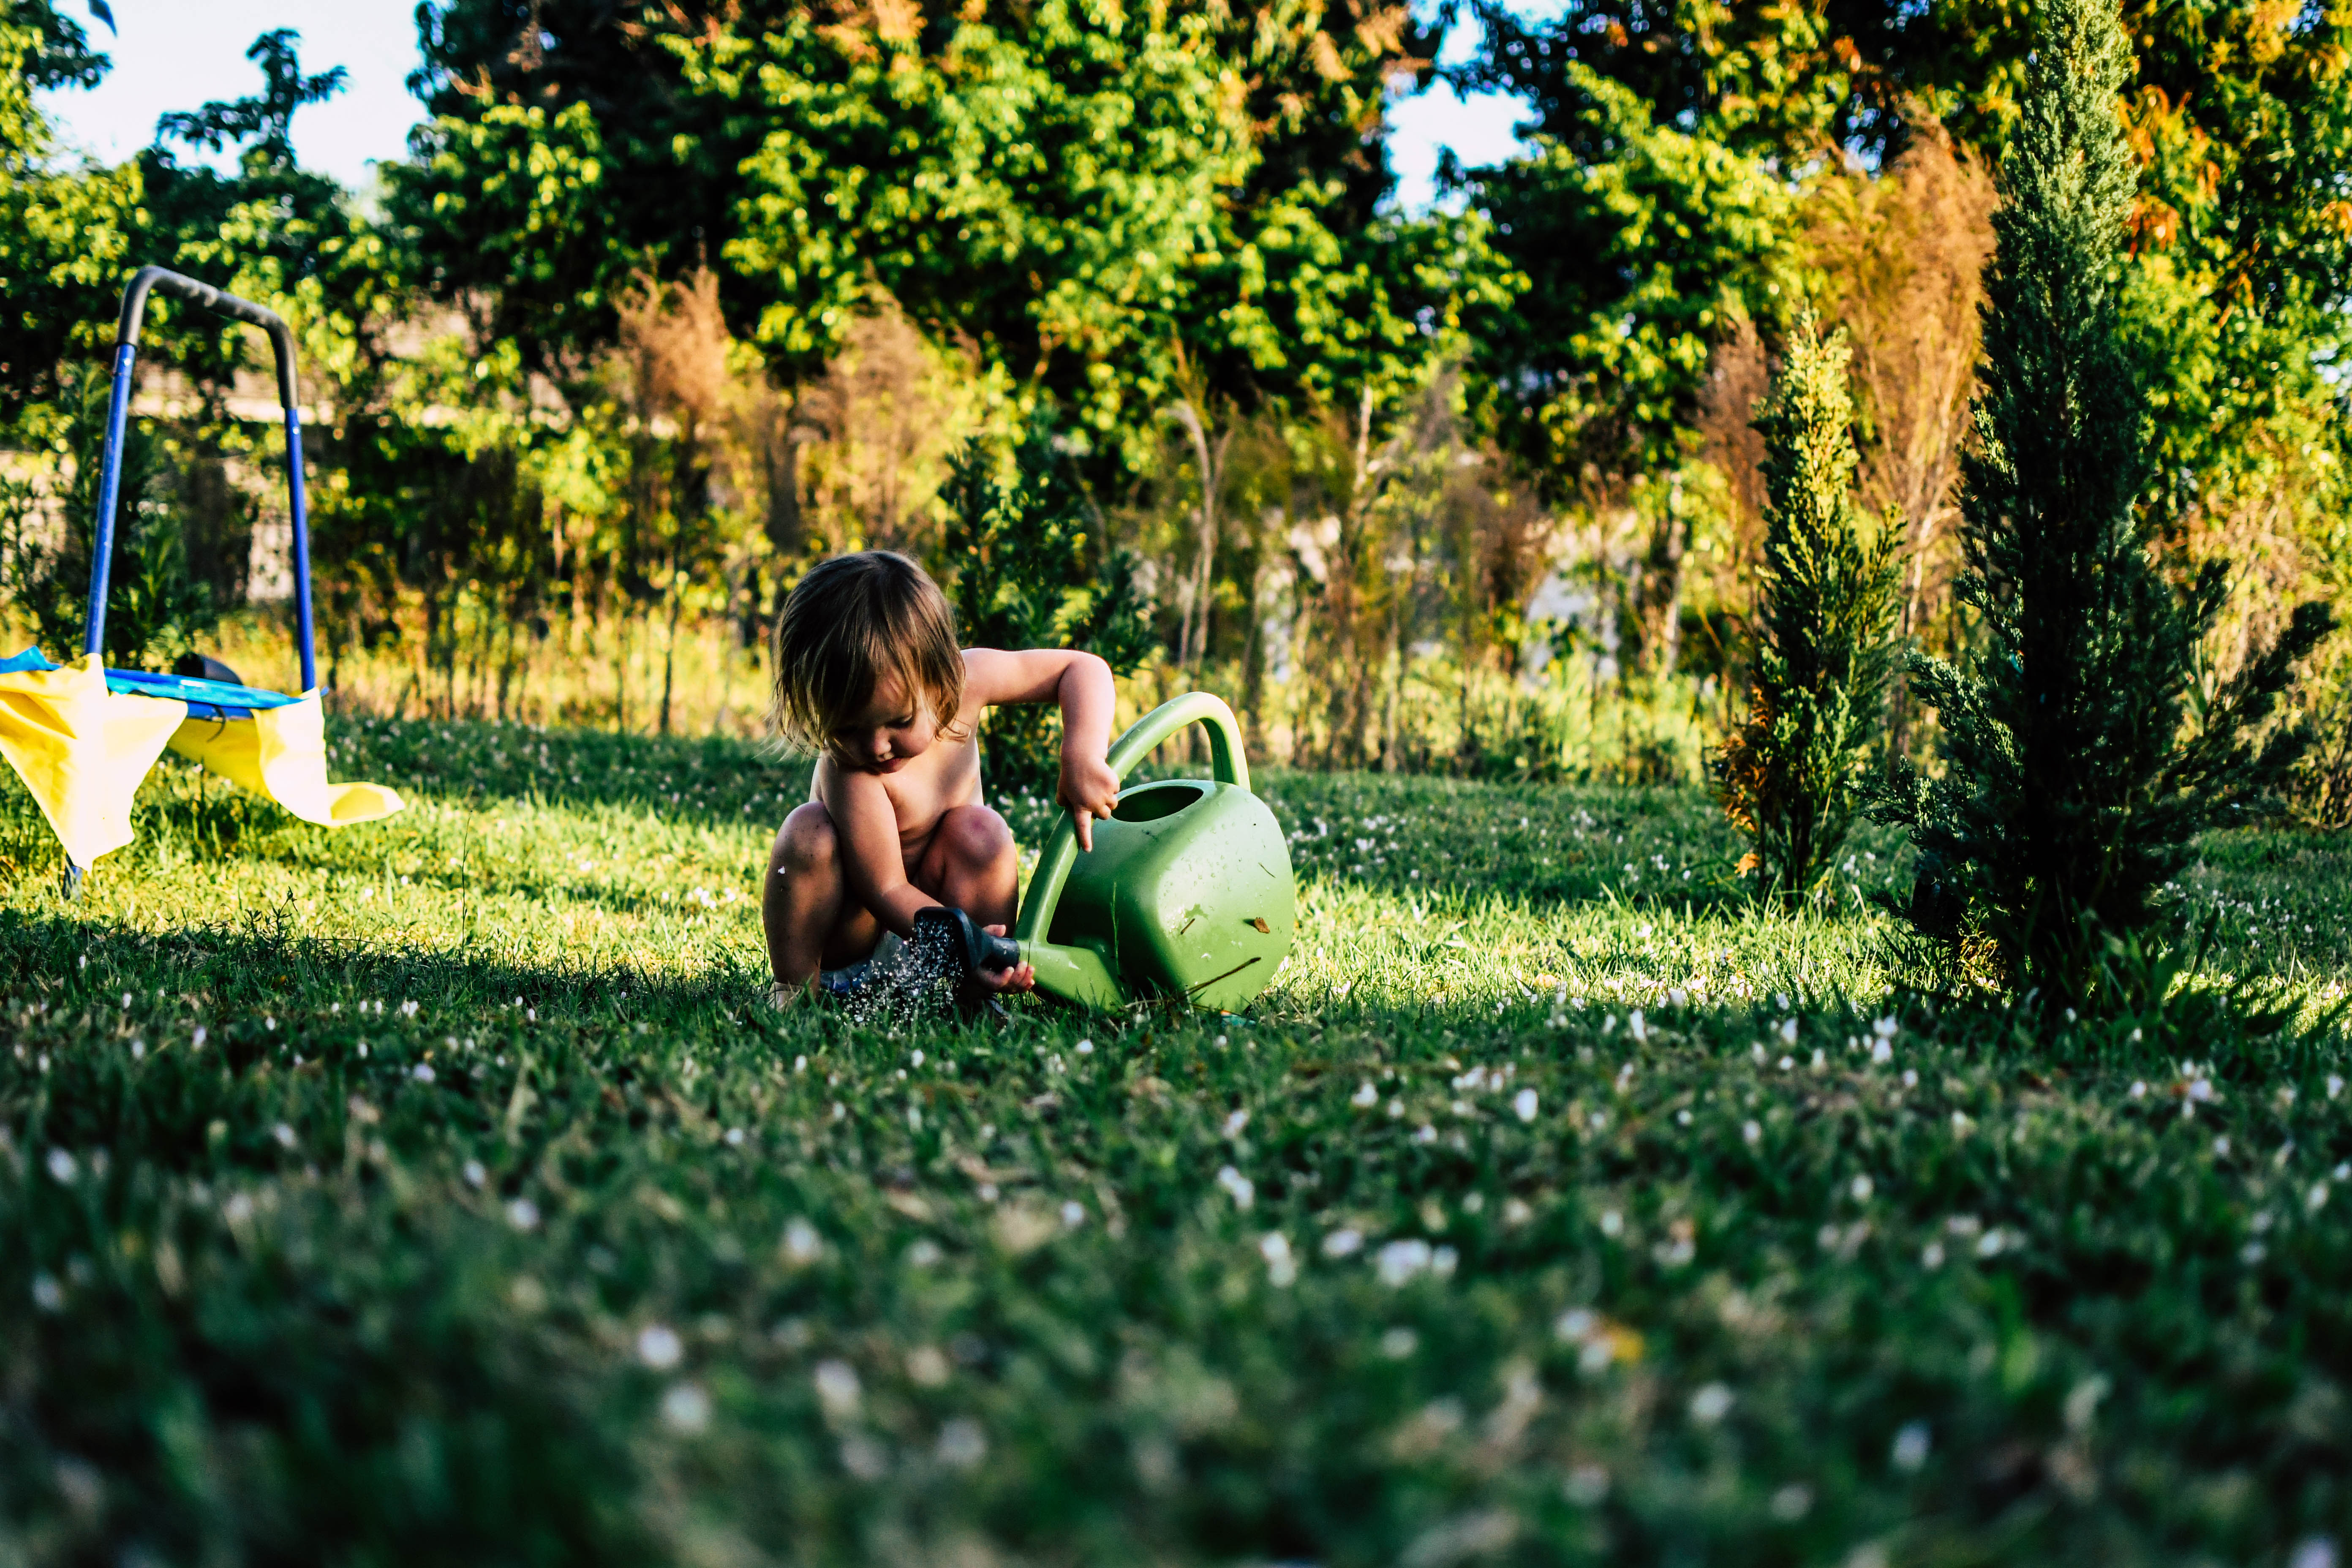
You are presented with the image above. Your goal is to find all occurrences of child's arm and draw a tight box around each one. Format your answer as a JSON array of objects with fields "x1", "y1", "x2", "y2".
[
  {"x1": 818, "y1": 767, "x2": 939, "y2": 938},
  {"x1": 965, "y1": 648, "x2": 1121, "y2": 848}
]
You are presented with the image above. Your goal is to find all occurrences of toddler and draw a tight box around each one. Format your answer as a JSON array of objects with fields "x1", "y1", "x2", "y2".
[{"x1": 763, "y1": 550, "x2": 1119, "y2": 1001}]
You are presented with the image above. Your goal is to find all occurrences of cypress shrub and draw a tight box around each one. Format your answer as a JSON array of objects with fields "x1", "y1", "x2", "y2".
[
  {"x1": 1714, "y1": 314, "x2": 1905, "y2": 908},
  {"x1": 1875, "y1": 0, "x2": 2335, "y2": 1001},
  {"x1": 941, "y1": 427, "x2": 1157, "y2": 796}
]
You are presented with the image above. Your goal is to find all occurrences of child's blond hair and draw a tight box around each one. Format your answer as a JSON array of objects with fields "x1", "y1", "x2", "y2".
[{"x1": 771, "y1": 551, "x2": 967, "y2": 758}]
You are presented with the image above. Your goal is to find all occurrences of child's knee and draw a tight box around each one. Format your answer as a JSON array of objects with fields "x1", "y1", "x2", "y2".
[
  {"x1": 941, "y1": 804, "x2": 1014, "y2": 868},
  {"x1": 774, "y1": 803, "x2": 838, "y2": 874}
]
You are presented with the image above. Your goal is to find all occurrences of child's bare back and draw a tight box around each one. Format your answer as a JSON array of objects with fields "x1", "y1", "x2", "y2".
[{"x1": 760, "y1": 552, "x2": 1118, "y2": 1001}]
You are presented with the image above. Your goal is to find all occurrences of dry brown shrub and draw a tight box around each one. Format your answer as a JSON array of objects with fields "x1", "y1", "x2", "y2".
[{"x1": 1803, "y1": 128, "x2": 1998, "y2": 660}]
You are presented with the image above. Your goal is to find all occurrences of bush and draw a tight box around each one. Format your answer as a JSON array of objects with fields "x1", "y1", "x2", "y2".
[
  {"x1": 1873, "y1": 0, "x2": 2335, "y2": 1003},
  {"x1": 10, "y1": 364, "x2": 218, "y2": 672},
  {"x1": 1712, "y1": 315, "x2": 1904, "y2": 908},
  {"x1": 941, "y1": 426, "x2": 1157, "y2": 796}
]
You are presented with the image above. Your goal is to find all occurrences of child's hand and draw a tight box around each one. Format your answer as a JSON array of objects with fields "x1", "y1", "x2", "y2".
[
  {"x1": 978, "y1": 925, "x2": 1034, "y2": 992},
  {"x1": 1059, "y1": 751, "x2": 1121, "y2": 851}
]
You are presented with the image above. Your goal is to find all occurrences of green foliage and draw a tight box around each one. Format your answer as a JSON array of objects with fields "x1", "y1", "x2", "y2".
[
  {"x1": 942, "y1": 427, "x2": 1156, "y2": 796},
  {"x1": 1456, "y1": 13, "x2": 1807, "y2": 487},
  {"x1": 1875, "y1": 0, "x2": 2335, "y2": 1004},
  {"x1": 1714, "y1": 316, "x2": 1904, "y2": 907},
  {"x1": 0, "y1": 3, "x2": 139, "y2": 422},
  {"x1": 12, "y1": 365, "x2": 216, "y2": 670}
]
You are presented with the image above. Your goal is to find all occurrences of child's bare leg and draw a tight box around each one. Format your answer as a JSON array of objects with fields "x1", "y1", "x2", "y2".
[
  {"x1": 763, "y1": 802, "x2": 881, "y2": 994},
  {"x1": 913, "y1": 803, "x2": 1019, "y2": 931}
]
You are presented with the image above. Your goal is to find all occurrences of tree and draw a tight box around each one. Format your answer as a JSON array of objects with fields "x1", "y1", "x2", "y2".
[
  {"x1": 1453, "y1": 2, "x2": 1821, "y2": 495},
  {"x1": 137, "y1": 28, "x2": 368, "y2": 393},
  {"x1": 0, "y1": 0, "x2": 139, "y2": 420},
  {"x1": 1875, "y1": 0, "x2": 2333, "y2": 1002},
  {"x1": 1714, "y1": 314, "x2": 1903, "y2": 907},
  {"x1": 942, "y1": 426, "x2": 1157, "y2": 795}
]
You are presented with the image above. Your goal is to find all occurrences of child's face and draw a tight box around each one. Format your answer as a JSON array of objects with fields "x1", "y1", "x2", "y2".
[{"x1": 830, "y1": 673, "x2": 938, "y2": 775}]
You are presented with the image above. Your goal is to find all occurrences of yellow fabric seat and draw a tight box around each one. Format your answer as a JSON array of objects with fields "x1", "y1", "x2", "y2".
[{"x1": 0, "y1": 652, "x2": 404, "y2": 878}]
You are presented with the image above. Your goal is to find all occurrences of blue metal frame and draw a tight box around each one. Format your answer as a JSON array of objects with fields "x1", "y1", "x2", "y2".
[{"x1": 85, "y1": 267, "x2": 318, "y2": 694}]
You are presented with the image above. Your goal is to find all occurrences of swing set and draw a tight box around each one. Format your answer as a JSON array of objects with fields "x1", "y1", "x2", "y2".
[{"x1": 0, "y1": 267, "x2": 402, "y2": 896}]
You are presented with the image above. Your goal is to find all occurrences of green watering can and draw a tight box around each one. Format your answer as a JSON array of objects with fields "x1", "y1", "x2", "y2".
[{"x1": 1013, "y1": 691, "x2": 1295, "y2": 1010}]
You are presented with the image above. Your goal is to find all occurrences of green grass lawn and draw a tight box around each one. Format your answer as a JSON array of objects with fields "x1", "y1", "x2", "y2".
[{"x1": 5, "y1": 716, "x2": 2352, "y2": 1565}]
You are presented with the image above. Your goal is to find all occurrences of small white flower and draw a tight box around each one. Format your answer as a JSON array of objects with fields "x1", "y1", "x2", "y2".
[
  {"x1": 45, "y1": 1148, "x2": 75, "y2": 1184},
  {"x1": 814, "y1": 1359, "x2": 861, "y2": 1416},
  {"x1": 1322, "y1": 1228, "x2": 1364, "y2": 1258},
  {"x1": 1849, "y1": 1174, "x2": 1874, "y2": 1203},
  {"x1": 1060, "y1": 1200, "x2": 1086, "y2": 1228},
  {"x1": 660, "y1": 1380, "x2": 711, "y2": 1435},
  {"x1": 1870, "y1": 1039, "x2": 1893, "y2": 1066},
  {"x1": 1628, "y1": 1009, "x2": 1647, "y2": 1043},
  {"x1": 2331, "y1": 1075, "x2": 2346, "y2": 1101},
  {"x1": 1258, "y1": 1231, "x2": 1296, "y2": 1286},
  {"x1": 783, "y1": 1218, "x2": 822, "y2": 1263},
  {"x1": 272, "y1": 1124, "x2": 297, "y2": 1150},
  {"x1": 1351, "y1": 1081, "x2": 1378, "y2": 1108},
  {"x1": 1689, "y1": 1383, "x2": 1734, "y2": 1425},
  {"x1": 413, "y1": 1063, "x2": 436, "y2": 1084},
  {"x1": 936, "y1": 1418, "x2": 988, "y2": 1470},
  {"x1": 637, "y1": 1323, "x2": 683, "y2": 1369},
  {"x1": 1891, "y1": 1421, "x2": 1931, "y2": 1472},
  {"x1": 31, "y1": 1272, "x2": 64, "y2": 1312},
  {"x1": 1921, "y1": 1241, "x2": 1945, "y2": 1269},
  {"x1": 463, "y1": 1160, "x2": 486, "y2": 1189},
  {"x1": 1777, "y1": 1018, "x2": 1798, "y2": 1045},
  {"x1": 1598, "y1": 1209, "x2": 1624, "y2": 1239},
  {"x1": 191, "y1": 1026, "x2": 207, "y2": 1048},
  {"x1": 2289, "y1": 1537, "x2": 2338, "y2": 1568},
  {"x1": 1376, "y1": 1239, "x2": 1433, "y2": 1285},
  {"x1": 2310, "y1": 1182, "x2": 2331, "y2": 1214},
  {"x1": 1873, "y1": 1015, "x2": 1898, "y2": 1040},
  {"x1": 2129, "y1": 1080, "x2": 2147, "y2": 1099},
  {"x1": 1742, "y1": 1120, "x2": 1761, "y2": 1146},
  {"x1": 1216, "y1": 1165, "x2": 1256, "y2": 1211},
  {"x1": 1514, "y1": 1088, "x2": 1539, "y2": 1123},
  {"x1": 506, "y1": 1198, "x2": 540, "y2": 1230},
  {"x1": 1222, "y1": 1109, "x2": 1250, "y2": 1138}
]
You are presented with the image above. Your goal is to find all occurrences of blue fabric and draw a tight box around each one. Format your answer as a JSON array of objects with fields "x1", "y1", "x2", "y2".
[{"x1": 0, "y1": 649, "x2": 299, "y2": 713}]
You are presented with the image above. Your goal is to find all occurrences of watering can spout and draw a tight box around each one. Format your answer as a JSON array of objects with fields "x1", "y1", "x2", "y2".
[{"x1": 1013, "y1": 692, "x2": 1294, "y2": 1011}]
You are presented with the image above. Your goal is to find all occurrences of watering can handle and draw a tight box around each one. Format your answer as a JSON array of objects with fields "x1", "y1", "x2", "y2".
[{"x1": 1012, "y1": 691, "x2": 1249, "y2": 946}]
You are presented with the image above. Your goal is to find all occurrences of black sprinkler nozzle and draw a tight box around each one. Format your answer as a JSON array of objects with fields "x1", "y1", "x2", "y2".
[{"x1": 912, "y1": 905, "x2": 1021, "y2": 983}]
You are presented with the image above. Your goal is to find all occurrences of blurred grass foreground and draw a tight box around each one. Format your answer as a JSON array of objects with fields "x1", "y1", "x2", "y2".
[{"x1": 4, "y1": 716, "x2": 2352, "y2": 1564}]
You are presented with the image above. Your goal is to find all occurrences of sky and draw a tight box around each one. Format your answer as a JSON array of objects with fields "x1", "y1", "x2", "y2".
[{"x1": 36, "y1": 0, "x2": 1548, "y2": 209}]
